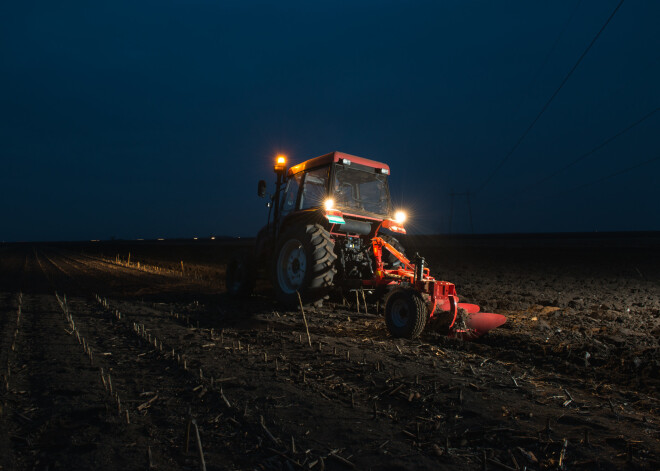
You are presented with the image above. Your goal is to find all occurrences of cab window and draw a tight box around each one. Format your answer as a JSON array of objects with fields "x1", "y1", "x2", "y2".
[
  {"x1": 300, "y1": 166, "x2": 329, "y2": 210},
  {"x1": 280, "y1": 172, "x2": 302, "y2": 216}
]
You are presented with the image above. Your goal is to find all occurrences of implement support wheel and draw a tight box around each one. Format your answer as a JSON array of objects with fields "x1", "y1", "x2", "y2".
[{"x1": 385, "y1": 289, "x2": 428, "y2": 339}]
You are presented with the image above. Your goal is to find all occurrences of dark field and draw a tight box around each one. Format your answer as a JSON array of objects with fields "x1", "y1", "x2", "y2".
[{"x1": 1, "y1": 233, "x2": 659, "y2": 470}]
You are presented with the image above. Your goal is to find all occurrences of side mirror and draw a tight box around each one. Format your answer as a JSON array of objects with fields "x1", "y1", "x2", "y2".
[{"x1": 257, "y1": 180, "x2": 267, "y2": 198}]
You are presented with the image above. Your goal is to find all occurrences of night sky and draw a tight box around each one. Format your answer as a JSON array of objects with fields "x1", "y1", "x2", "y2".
[{"x1": 2, "y1": 1, "x2": 659, "y2": 242}]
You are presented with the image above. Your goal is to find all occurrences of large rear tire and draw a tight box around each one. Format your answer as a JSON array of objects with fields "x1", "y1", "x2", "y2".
[
  {"x1": 385, "y1": 289, "x2": 428, "y2": 339},
  {"x1": 272, "y1": 224, "x2": 336, "y2": 307},
  {"x1": 225, "y1": 251, "x2": 256, "y2": 297}
]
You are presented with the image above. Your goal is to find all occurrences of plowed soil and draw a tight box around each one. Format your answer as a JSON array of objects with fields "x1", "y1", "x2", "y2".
[{"x1": 1, "y1": 235, "x2": 658, "y2": 470}]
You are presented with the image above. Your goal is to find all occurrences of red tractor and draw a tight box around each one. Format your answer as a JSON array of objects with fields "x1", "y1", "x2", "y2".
[{"x1": 226, "y1": 151, "x2": 505, "y2": 339}]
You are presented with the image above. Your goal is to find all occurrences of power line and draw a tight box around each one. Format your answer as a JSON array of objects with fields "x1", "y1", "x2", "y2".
[
  {"x1": 510, "y1": 0, "x2": 584, "y2": 119},
  {"x1": 563, "y1": 153, "x2": 660, "y2": 194},
  {"x1": 598, "y1": 54, "x2": 660, "y2": 106},
  {"x1": 508, "y1": 153, "x2": 660, "y2": 212},
  {"x1": 475, "y1": 0, "x2": 625, "y2": 195},
  {"x1": 512, "y1": 106, "x2": 660, "y2": 196}
]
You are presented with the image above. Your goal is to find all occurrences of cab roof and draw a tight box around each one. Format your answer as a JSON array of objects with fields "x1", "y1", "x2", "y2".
[{"x1": 287, "y1": 151, "x2": 390, "y2": 176}]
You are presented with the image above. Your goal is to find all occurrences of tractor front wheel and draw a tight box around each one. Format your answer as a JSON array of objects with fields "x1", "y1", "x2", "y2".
[
  {"x1": 385, "y1": 289, "x2": 428, "y2": 339},
  {"x1": 272, "y1": 224, "x2": 336, "y2": 307}
]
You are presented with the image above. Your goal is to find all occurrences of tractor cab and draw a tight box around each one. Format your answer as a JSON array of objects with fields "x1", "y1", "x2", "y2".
[
  {"x1": 286, "y1": 151, "x2": 392, "y2": 220},
  {"x1": 259, "y1": 151, "x2": 406, "y2": 241}
]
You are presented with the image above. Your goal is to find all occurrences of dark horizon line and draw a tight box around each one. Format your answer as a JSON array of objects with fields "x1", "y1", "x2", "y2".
[{"x1": 3, "y1": 230, "x2": 660, "y2": 245}]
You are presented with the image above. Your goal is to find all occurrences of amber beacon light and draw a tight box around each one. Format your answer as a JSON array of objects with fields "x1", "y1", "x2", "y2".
[{"x1": 274, "y1": 155, "x2": 287, "y2": 172}]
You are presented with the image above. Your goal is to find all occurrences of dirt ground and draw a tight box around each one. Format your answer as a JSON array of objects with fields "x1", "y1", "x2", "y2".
[{"x1": 1, "y1": 234, "x2": 658, "y2": 470}]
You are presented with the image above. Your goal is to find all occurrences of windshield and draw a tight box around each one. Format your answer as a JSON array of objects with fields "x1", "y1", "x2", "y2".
[{"x1": 333, "y1": 166, "x2": 391, "y2": 217}]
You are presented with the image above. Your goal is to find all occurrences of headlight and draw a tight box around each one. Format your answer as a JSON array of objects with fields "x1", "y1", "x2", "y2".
[
  {"x1": 394, "y1": 211, "x2": 406, "y2": 224},
  {"x1": 324, "y1": 198, "x2": 335, "y2": 211}
]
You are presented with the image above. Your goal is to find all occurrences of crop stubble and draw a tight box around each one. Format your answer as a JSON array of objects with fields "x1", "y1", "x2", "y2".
[{"x1": 0, "y1": 240, "x2": 658, "y2": 470}]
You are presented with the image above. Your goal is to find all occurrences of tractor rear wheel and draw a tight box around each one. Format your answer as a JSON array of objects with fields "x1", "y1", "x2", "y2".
[
  {"x1": 225, "y1": 251, "x2": 256, "y2": 296},
  {"x1": 272, "y1": 224, "x2": 336, "y2": 307},
  {"x1": 385, "y1": 289, "x2": 428, "y2": 339}
]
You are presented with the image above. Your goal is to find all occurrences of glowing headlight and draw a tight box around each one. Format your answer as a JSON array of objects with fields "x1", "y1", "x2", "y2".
[
  {"x1": 394, "y1": 211, "x2": 407, "y2": 224},
  {"x1": 324, "y1": 198, "x2": 335, "y2": 211}
]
